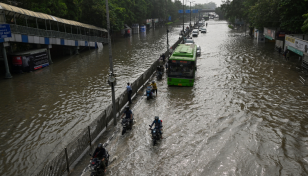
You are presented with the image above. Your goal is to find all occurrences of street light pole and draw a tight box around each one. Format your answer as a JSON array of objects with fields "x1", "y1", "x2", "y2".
[
  {"x1": 182, "y1": 0, "x2": 184, "y2": 33},
  {"x1": 105, "y1": 0, "x2": 117, "y2": 126},
  {"x1": 190, "y1": 2, "x2": 191, "y2": 27}
]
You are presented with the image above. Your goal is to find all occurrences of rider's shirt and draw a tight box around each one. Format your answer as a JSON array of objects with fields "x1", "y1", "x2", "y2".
[
  {"x1": 151, "y1": 83, "x2": 157, "y2": 90},
  {"x1": 125, "y1": 110, "x2": 132, "y2": 119}
]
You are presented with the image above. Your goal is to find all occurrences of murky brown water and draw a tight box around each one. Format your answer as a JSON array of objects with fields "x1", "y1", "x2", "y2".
[
  {"x1": 77, "y1": 20, "x2": 308, "y2": 176},
  {"x1": 0, "y1": 24, "x2": 183, "y2": 176},
  {"x1": 2, "y1": 20, "x2": 308, "y2": 176}
]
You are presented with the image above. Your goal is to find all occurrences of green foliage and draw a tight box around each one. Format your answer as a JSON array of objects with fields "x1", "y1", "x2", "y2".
[
  {"x1": 228, "y1": 24, "x2": 234, "y2": 29},
  {"x1": 8, "y1": 0, "x2": 186, "y2": 31},
  {"x1": 221, "y1": 0, "x2": 308, "y2": 33},
  {"x1": 303, "y1": 13, "x2": 308, "y2": 33}
]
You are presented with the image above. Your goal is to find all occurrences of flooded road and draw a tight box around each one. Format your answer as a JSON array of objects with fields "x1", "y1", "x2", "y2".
[
  {"x1": 2, "y1": 19, "x2": 308, "y2": 176},
  {"x1": 0, "y1": 24, "x2": 183, "y2": 176},
  {"x1": 77, "y1": 20, "x2": 308, "y2": 175}
]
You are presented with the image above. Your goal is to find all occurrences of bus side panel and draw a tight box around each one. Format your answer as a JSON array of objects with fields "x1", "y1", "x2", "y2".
[{"x1": 167, "y1": 77, "x2": 194, "y2": 87}]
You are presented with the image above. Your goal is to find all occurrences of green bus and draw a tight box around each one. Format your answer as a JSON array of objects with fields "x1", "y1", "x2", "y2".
[{"x1": 167, "y1": 44, "x2": 197, "y2": 87}]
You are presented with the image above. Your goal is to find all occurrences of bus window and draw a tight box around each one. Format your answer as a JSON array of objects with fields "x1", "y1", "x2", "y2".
[{"x1": 168, "y1": 60, "x2": 194, "y2": 78}]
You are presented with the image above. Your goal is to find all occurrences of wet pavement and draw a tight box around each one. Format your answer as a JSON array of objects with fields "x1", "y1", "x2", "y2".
[{"x1": 2, "y1": 19, "x2": 308, "y2": 176}]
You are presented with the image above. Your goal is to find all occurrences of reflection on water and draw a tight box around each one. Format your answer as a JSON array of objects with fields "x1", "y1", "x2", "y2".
[
  {"x1": 3, "y1": 20, "x2": 308, "y2": 176},
  {"x1": 91, "y1": 20, "x2": 308, "y2": 176},
  {"x1": 0, "y1": 23, "x2": 185, "y2": 176}
]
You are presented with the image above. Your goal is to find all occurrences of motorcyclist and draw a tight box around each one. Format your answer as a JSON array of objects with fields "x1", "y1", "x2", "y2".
[
  {"x1": 91, "y1": 143, "x2": 107, "y2": 173},
  {"x1": 149, "y1": 116, "x2": 162, "y2": 138},
  {"x1": 162, "y1": 53, "x2": 166, "y2": 62},
  {"x1": 151, "y1": 81, "x2": 157, "y2": 96},
  {"x1": 121, "y1": 106, "x2": 133, "y2": 120}
]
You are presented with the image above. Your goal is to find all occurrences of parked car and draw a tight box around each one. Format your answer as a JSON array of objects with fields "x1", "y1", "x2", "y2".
[
  {"x1": 192, "y1": 29, "x2": 199, "y2": 37},
  {"x1": 185, "y1": 38, "x2": 195, "y2": 44},
  {"x1": 201, "y1": 28, "x2": 207, "y2": 33},
  {"x1": 196, "y1": 45, "x2": 201, "y2": 56}
]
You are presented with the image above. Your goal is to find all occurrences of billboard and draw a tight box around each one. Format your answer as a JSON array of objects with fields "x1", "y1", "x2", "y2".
[
  {"x1": 285, "y1": 35, "x2": 308, "y2": 56},
  {"x1": 264, "y1": 28, "x2": 275, "y2": 40},
  {"x1": 146, "y1": 19, "x2": 152, "y2": 24},
  {"x1": 0, "y1": 24, "x2": 12, "y2": 38}
]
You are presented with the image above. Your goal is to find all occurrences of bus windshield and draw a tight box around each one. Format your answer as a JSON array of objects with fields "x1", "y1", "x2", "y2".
[{"x1": 168, "y1": 60, "x2": 195, "y2": 78}]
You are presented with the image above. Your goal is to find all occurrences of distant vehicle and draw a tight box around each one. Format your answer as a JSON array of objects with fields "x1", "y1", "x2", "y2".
[
  {"x1": 201, "y1": 28, "x2": 207, "y2": 33},
  {"x1": 196, "y1": 45, "x2": 201, "y2": 56},
  {"x1": 167, "y1": 44, "x2": 197, "y2": 87},
  {"x1": 192, "y1": 29, "x2": 199, "y2": 37},
  {"x1": 184, "y1": 38, "x2": 194, "y2": 44},
  {"x1": 194, "y1": 26, "x2": 199, "y2": 29}
]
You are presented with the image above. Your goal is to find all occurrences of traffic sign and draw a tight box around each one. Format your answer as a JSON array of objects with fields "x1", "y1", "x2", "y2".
[
  {"x1": 0, "y1": 24, "x2": 12, "y2": 38},
  {"x1": 185, "y1": 10, "x2": 190, "y2": 13},
  {"x1": 192, "y1": 9, "x2": 198, "y2": 13},
  {"x1": 178, "y1": 10, "x2": 183, "y2": 13}
]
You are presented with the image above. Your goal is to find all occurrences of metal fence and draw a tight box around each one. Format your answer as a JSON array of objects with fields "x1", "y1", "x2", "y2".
[
  {"x1": 33, "y1": 26, "x2": 191, "y2": 176},
  {"x1": 9, "y1": 24, "x2": 108, "y2": 44}
]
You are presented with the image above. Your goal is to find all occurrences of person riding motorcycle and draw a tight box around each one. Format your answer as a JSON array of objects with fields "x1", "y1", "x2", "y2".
[
  {"x1": 149, "y1": 116, "x2": 162, "y2": 138},
  {"x1": 122, "y1": 106, "x2": 133, "y2": 121},
  {"x1": 150, "y1": 81, "x2": 157, "y2": 96},
  {"x1": 91, "y1": 143, "x2": 107, "y2": 173}
]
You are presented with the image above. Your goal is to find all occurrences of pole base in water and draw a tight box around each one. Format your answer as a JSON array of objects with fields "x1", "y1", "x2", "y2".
[{"x1": 5, "y1": 72, "x2": 12, "y2": 79}]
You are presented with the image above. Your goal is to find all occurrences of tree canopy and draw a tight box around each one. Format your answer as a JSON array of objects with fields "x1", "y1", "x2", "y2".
[
  {"x1": 2, "y1": 0, "x2": 189, "y2": 31},
  {"x1": 221, "y1": 0, "x2": 308, "y2": 33}
]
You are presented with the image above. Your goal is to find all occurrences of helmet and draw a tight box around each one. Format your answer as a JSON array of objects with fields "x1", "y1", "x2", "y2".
[
  {"x1": 97, "y1": 143, "x2": 103, "y2": 148},
  {"x1": 152, "y1": 81, "x2": 155, "y2": 84},
  {"x1": 125, "y1": 106, "x2": 129, "y2": 110},
  {"x1": 155, "y1": 116, "x2": 159, "y2": 120}
]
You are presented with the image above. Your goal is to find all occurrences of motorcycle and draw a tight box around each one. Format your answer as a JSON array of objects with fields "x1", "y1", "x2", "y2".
[
  {"x1": 146, "y1": 86, "x2": 153, "y2": 100},
  {"x1": 156, "y1": 71, "x2": 163, "y2": 79},
  {"x1": 156, "y1": 66, "x2": 164, "y2": 79},
  {"x1": 121, "y1": 118, "x2": 133, "y2": 135},
  {"x1": 88, "y1": 150, "x2": 110, "y2": 176},
  {"x1": 149, "y1": 125, "x2": 162, "y2": 146}
]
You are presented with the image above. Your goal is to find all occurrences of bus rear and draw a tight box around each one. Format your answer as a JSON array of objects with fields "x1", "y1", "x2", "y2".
[{"x1": 167, "y1": 44, "x2": 197, "y2": 87}]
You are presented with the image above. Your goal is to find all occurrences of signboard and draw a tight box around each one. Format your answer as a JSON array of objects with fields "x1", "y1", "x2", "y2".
[
  {"x1": 277, "y1": 31, "x2": 285, "y2": 38},
  {"x1": 0, "y1": 24, "x2": 12, "y2": 38},
  {"x1": 168, "y1": 16, "x2": 171, "y2": 21},
  {"x1": 154, "y1": 18, "x2": 159, "y2": 23},
  {"x1": 178, "y1": 10, "x2": 183, "y2": 13},
  {"x1": 185, "y1": 10, "x2": 190, "y2": 13},
  {"x1": 192, "y1": 9, "x2": 198, "y2": 13},
  {"x1": 264, "y1": 27, "x2": 275, "y2": 40},
  {"x1": 146, "y1": 19, "x2": 152, "y2": 24},
  {"x1": 285, "y1": 35, "x2": 308, "y2": 56}
]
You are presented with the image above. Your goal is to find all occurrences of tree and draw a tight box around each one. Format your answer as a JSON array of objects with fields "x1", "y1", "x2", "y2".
[
  {"x1": 302, "y1": 13, "x2": 308, "y2": 33},
  {"x1": 278, "y1": 0, "x2": 308, "y2": 33}
]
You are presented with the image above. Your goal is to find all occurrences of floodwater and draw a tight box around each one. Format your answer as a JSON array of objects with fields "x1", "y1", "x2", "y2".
[
  {"x1": 77, "y1": 20, "x2": 308, "y2": 176},
  {"x1": 0, "y1": 23, "x2": 183, "y2": 176},
  {"x1": 2, "y1": 19, "x2": 308, "y2": 176}
]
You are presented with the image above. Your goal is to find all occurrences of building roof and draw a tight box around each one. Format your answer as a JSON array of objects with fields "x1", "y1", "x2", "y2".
[{"x1": 0, "y1": 3, "x2": 107, "y2": 32}]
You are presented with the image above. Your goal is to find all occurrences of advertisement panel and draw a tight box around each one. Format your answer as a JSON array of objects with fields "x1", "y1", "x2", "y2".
[
  {"x1": 154, "y1": 19, "x2": 159, "y2": 23},
  {"x1": 146, "y1": 19, "x2": 152, "y2": 24},
  {"x1": 264, "y1": 28, "x2": 275, "y2": 40},
  {"x1": 285, "y1": 35, "x2": 308, "y2": 56},
  {"x1": 0, "y1": 24, "x2": 12, "y2": 38}
]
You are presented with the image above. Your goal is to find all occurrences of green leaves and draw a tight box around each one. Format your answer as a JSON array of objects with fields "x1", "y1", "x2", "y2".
[
  {"x1": 302, "y1": 13, "x2": 308, "y2": 33},
  {"x1": 221, "y1": 0, "x2": 308, "y2": 33}
]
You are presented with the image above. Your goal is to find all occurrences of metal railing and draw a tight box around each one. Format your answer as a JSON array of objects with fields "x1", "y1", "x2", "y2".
[
  {"x1": 9, "y1": 24, "x2": 108, "y2": 44},
  {"x1": 32, "y1": 26, "x2": 192, "y2": 176}
]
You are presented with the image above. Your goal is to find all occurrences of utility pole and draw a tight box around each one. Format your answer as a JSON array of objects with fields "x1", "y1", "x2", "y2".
[
  {"x1": 182, "y1": 0, "x2": 184, "y2": 33},
  {"x1": 166, "y1": 0, "x2": 169, "y2": 52},
  {"x1": 105, "y1": 0, "x2": 117, "y2": 126},
  {"x1": 190, "y1": 2, "x2": 191, "y2": 27}
]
